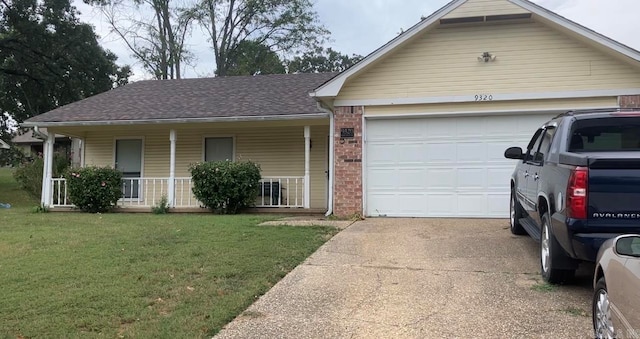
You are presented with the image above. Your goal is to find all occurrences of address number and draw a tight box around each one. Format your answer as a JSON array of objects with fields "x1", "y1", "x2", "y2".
[{"x1": 475, "y1": 94, "x2": 494, "y2": 101}]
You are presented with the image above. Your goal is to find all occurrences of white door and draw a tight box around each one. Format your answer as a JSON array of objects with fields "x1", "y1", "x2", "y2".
[{"x1": 365, "y1": 114, "x2": 553, "y2": 218}]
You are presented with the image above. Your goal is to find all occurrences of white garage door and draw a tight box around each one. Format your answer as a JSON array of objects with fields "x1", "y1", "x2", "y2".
[{"x1": 365, "y1": 114, "x2": 554, "y2": 218}]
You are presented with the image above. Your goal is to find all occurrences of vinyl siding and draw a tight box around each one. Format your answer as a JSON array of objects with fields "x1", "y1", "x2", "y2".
[
  {"x1": 79, "y1": 123, "x2": 328, "y2": 209},
  {"x1": 443, "y1": 0, "x2": 530, "y2": 19},
  {"x1": 336, "y1": 20, "x2": 640, "y2": 101},
  {"x1": 364, "y1": 97, "x2": 619, "y2": 116}
]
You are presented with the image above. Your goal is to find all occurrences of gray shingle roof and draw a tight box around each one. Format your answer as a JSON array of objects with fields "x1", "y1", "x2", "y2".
[{"x1": 25, "y1": 72, "x2": 337, "y2": 124}]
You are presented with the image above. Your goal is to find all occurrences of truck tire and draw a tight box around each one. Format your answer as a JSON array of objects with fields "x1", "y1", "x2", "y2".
[
  {"x1": 540, "y1": 212, "x2": 575, "y2": 284},
  {"x1": 510, "y1": 190, "x2": 527, "y2": 235}
]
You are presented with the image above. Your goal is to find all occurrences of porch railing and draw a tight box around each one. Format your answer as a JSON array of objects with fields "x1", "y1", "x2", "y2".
[{"x1": 49, "y1": 176, "x2": 306, "y2": 209}]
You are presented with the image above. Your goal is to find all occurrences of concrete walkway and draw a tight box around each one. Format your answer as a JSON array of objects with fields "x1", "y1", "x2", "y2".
[{"x1": 215, "y1": 218, "x2": 593, "y2": 338}]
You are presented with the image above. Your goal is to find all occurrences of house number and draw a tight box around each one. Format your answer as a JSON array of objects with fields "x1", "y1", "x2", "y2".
[{"x1": 474, "y1": 94, "x2": 494, "y2": 101}]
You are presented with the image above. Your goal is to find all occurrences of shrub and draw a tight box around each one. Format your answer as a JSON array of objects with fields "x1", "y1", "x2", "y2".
[
  {"x1": 151, "y1": 195, "x2": 169, "y2": 214},
  {"x1": 189, "y1": 161, "x2": 261, "y2": 214},
  {"x1": 65, "y1": 167, "x2": 122, "y2": 213},
  {"x1": 13, "y1": 153, "x2": 70, "y2": 199}
]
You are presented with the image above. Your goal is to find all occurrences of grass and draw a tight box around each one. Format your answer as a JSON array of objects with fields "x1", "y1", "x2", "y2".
[
  {"x1": 0, "y1": 168, "x2": 338, "y2": 338},
  {"x1": 530, "y1": 281, "x2": 557, "y2": 293}
]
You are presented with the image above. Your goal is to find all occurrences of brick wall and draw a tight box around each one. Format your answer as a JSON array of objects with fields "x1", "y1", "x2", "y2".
[
  {"x1": 333, "y1": 106, "x2": 363, "y2": 218},
  {"x1": 619, "y1": 95, "x2": 640, "y2": 108}
]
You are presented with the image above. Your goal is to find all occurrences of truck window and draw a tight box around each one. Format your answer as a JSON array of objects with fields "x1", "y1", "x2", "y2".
[
  {"x1": 569, "y1": 117, "x2": 640, "y2": 152},
  {"x1": 525, "y1": 129, "x2": 544, "y2": 163},
  {"x1": 532, "y1": 127, "x2": 556, "y2": 163}
]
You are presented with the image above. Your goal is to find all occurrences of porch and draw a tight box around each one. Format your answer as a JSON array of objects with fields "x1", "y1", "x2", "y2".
[{"x1": 39, "y1": 120, "x2": 330, "y2": 212}]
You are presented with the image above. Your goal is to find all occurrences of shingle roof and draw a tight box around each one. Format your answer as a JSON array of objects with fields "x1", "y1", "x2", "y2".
[{"x1": 25, "y1": 72, "x2": 337, "y2": 125}]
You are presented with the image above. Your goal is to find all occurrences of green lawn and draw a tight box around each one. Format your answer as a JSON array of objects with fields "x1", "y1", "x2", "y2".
[{"x1": 0, "y1": 168, "x2": 337, "y2": 338}]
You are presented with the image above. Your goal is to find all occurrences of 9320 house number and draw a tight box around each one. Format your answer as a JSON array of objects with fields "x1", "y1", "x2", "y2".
[{"x1": 474, "y1": 94, "x2": 494, "y2": 101}]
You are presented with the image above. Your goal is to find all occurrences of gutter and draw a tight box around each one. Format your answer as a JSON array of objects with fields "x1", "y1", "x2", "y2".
[
  {"x1": 21, "y1": 113, "x2": 331, "y2": 128},
  {"x1": 32, "y1": 126, "x2": 49, "y2": 139},
  {"x1": 316, "y1": 102, "x2": 335, "y2": 217}
]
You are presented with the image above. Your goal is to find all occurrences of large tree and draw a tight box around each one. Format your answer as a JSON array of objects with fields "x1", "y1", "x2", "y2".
[
  {"x1": 224, "y1": 39, "x2": 284, "y2": 75},
  {"x1": 195, "y1": 0, "x2": 329, "y2": 76},
  {"x1": 87, "y1": 0, "x2": 195, "y2": 79},
  {"x1": 287, "y1": 47, "x2": 363, "y2": 73},
  {"x1": 0, "y1": 0, "x2": 130, "y2": 137}
]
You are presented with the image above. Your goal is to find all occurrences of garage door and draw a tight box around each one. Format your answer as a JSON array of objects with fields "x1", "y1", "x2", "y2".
[{"x1": 365, "y1": 114, "x2": 554, "y2": 218}]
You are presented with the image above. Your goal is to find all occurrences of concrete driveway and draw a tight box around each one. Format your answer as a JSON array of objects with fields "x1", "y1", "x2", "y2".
[{"x1": 215, "y1": 218, "x2": 593, "y2": 338}]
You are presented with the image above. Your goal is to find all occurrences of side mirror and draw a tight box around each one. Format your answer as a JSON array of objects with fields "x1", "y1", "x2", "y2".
[
  {"x1": 615, "y1": 235, "x2": 640, "y2": 257},
  {"x1": 504, "y1": 147, "x2": 524, "y2": 160}
]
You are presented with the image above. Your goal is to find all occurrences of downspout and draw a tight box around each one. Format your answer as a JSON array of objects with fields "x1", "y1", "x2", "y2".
[
  {"x1": 316, "y1": 102, "x2": 334, "y2": 217},
  {"x1": 33, "y1": 126, "x2": 48, "y2": 140}
]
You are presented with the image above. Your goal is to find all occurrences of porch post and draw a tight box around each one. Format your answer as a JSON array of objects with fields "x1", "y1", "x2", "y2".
[
  {"x1": 40, "y1": 132, "x2": 54, "y2": 207},
  {"x1": 168, "y1": 129, "x2": 176, "y2": 207},
  {"x1": 304, "y1": 126, "x2": 311, "y2": 209}
]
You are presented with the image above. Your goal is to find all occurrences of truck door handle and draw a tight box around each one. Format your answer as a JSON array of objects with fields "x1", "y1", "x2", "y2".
[
  {"x1": 524, "y1": 171, "x2": 529, "y2": 178},
  {"x1": 533, "y1": 174, "x2": 540, "y2": 181}
]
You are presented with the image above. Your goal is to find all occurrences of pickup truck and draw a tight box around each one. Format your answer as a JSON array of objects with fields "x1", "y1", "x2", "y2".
[{"x1": 505, "y1": 109, "x2": 640, "y2": 283}]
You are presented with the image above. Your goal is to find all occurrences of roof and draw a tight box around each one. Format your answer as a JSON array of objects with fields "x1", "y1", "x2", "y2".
[
  {"x1": 24, "y1": 72, "x2": 337, "y2": 127},
  {"x1": 11, "y1": 128, "x2": 66, "y2": 144},
  {"x1": 0, "y1": 139, "x2": 8, "y2": 149},
  {"x1": 311, "y1": 0, "x2": 640, "y2": 98}
]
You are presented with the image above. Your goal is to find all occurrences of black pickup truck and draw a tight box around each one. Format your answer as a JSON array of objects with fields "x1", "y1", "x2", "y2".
[{"x1": 505, "y1": 109, "x2": 640, "y2": 283}]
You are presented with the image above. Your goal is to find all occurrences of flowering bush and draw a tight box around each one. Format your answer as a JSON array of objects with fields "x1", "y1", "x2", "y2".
[
  {"x1": 64, "y1": 167, "x2": 122, "y2": 213},
  {"x1": 189, "y1": 161, "x2": 261, "y2": 214}
]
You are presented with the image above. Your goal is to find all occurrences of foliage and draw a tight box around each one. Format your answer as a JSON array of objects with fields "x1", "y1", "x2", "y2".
[
  {"x1": 225, "y1": 40, "x2": 285, "y2": 75},
  {"x1": 0, "y1": 0, "x2": 131, "y2": 134},
  {"x1": 0, "y1": 168, "x2": 34, "y2": 208},
  {"x1": 151, "y1": 195, "x2": 170, "y2": 214},
  {"x1": 64, "y1": 166, "x2": 122, "y2": 213},
  {"x1": 0, "y1": 144, "x2": 26, "y2": 167},
  {"x1": 287, "y1": 47, "x2": 363, "y2": 73},
  {"x1": 189, "y1": 160, "x2": 261, "y2": 214},
  {"x1": 12, "y1": 153, "x2": 70, "y2": 198},
  {"x1": 194, "y1": 0, "x2": 329, "y2": 76},
  {"x1": 86, "y1": 0, "x2": 195, "y2": 79}
]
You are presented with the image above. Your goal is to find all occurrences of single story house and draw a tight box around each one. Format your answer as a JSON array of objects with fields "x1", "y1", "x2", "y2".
[
  {"x1": 24, "y1": 0, "x2": 640, "y2": 218},
  {"x1": 12, "y1": 128, "x2": 80, "y2": 165}
]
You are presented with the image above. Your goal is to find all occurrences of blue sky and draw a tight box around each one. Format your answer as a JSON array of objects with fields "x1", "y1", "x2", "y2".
[{"x1": 73, "y1": 0, "x2": 640, "y2": 80}]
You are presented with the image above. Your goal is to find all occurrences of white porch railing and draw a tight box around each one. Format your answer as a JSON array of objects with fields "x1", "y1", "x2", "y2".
[{"x1": 49, "y1": 176, "x2": 306, "y2": 209}]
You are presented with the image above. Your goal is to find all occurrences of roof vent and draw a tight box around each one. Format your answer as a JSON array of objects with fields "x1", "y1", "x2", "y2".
[{"x1": 440, "y1": 13, "x2": 532, "y2": 25}]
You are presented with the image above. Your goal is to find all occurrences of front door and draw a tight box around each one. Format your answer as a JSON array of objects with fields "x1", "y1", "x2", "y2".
[{"x1": 115, "y1": 139, "x2": 143, "y2": 199}]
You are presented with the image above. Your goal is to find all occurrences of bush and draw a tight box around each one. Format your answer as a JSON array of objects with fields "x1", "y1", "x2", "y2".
[
  {"x1": 65, "y1": 167, "x2": 122, "y2": 213},
  {"x1": 0, "y1": 145, "x2": 27, "y2": 167},
  {"x1": 151, "y1": 195, "x2": 169, "y2": 214},
  {"x1": 13, "y1": 153, "x2": 70, "y2": 199},
  {"x1": 189, "y1": 161, "x2": 261, "y2": 214}
]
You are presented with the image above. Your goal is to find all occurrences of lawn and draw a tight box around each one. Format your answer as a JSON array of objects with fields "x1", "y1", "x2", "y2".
[{"x1": 0, "y1": 168, "x2": 337, "y2": 338}]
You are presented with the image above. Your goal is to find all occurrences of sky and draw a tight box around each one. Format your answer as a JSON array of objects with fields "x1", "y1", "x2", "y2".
[{"x1": 73, "y1": 0, "x2": 640, "y2": 80}]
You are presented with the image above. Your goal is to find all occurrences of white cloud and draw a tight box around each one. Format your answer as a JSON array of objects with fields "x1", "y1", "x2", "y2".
[{"x1": 74, "y1": 0, "x2": 640, "y2": 79}]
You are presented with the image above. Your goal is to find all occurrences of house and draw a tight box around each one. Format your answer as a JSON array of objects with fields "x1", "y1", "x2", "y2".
[
  {"x1": 0, "y1": 139, "x2": 8, "y2": 150},
  {"x1": 11, "y1": 128, "x2": 80, "y2": 165},
  {"x1": 23, "y1": 0, "x2": 640, "y2": 217}
]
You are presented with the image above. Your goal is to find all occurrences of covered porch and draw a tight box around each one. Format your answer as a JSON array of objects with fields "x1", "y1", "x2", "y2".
[{"x1": 39, "y1": 119, "x2": 331, "y2": 212}]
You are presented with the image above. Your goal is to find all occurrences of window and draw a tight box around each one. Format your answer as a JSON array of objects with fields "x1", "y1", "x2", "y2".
[
  {"x1": 524, "y1": 129, "x2": 544, "y2": 163},
  {"x1": 570, "y1": 118, "x2": 640, "y2": 152},
  {"x1": 115, "y1": 139, "x2": 143, "y2": 199},
  {"x1": 532, "y1": 127, "x2": 556, "y2": 163},
  {"x1": 204, "y1": 137, "x2": 234, "y2": 162}
]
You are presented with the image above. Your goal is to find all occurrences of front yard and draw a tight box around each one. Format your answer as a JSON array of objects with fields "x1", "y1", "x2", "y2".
[{"x1": 0, "y1": 168, "x2": 337, "y2": 337}]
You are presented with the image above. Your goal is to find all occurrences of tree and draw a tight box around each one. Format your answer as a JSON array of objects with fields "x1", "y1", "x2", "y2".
[
  {"x1": 225, "y1": 40, "x2": 284, "y2": 75},
  {"x1": 287, "y1": 47, "x2": 363, "y2": 73},
  {"x1": 87, "y1": 0, "x2": 195, "y2": 79},
  {"x1": 0, "y1": 0, "x2": 130, "y2": 134},
  {"x1": 195, "y1": 0, "x2": 329, "y2": 76}
]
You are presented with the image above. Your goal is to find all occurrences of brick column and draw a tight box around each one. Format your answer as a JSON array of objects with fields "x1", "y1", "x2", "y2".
[
  {"x1": 333, "y1": 106, "x2": 363, "y2": 218},
  {"x1": 619, "y1": 95, "x2": 640, "y2": 108}
]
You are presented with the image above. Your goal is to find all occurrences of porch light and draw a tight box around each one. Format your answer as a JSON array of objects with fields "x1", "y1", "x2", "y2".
[{"x1": 478, "y1": 52, "x2": 496, "y2": 62}]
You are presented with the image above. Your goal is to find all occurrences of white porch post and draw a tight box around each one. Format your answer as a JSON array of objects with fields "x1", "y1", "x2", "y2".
[
  {"x1": 168, "y1": 129, "x2": 177, "y2": 207},
  {"x1": 40, "y1": 133, "x2": 54, "y2": 207},
  {"x1": 304, "y1": 126, "x2": 311, "y2": 209}
]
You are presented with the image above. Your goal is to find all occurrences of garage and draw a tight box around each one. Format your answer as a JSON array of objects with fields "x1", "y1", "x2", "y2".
[{"x1": 365, "y1": 113, "x2": 554, "y2": 218}]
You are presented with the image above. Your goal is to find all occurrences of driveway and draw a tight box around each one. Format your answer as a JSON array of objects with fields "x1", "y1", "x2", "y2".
[{"x1": 215, "y1": 219, "x2": 593, "y2": 338}]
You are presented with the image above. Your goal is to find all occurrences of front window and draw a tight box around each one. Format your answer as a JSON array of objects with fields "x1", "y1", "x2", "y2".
[{"x1": 204, "y1": 137, "x2": 234, "y2": 162}]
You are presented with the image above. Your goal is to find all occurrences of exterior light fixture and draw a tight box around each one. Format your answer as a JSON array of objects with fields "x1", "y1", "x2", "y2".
[{"x1": 478, "y1": 52, "x2": 497, "y2": 62}]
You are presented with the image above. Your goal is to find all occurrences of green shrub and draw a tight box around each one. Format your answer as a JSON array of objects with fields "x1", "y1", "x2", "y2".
[
  {"x1": 65, "y1": 167, "x2": 122, "y2": 213},
  {"x1": 0, "y1": 145, "x2": 27, "y2": 167},
  {"x1": 189, "y1": 161, "x2": 261, "y2": 214},
  {"x1": 13, "y1": 153, "x2": 70, "y2": 198},
  {"x1": 151, "y1": 195, "x2": 169, "y2": 214}
]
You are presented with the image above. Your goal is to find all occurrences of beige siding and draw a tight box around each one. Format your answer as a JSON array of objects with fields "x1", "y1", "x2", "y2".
[
  {"x1": 80, "y1": 123, "x2": 329, "y2": 209},
  {"x1": 443, "y1": 0, "x2": 529, "y2": 19},
  {"x1": 364, "y1": 97, "x2": 619, "y2": 116},
  {"x1": 337, "y1": 21, "x2": 640, "y2": 101}
]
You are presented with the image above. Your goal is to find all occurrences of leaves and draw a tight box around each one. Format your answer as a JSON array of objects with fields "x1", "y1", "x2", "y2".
[
  {"x1": 287, "y1": 47, "x2": 363, "y2": 74},
  {"x1": 64, "y1": 166, "x2": 123, "y2": 213}
]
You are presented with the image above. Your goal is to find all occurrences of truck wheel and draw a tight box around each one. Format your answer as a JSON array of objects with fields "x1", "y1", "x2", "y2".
[
  {"x1": 540, "y1": 213, "x2": 575, "y2": 284},
  {"x1": 510, "y1": 190, "x2": 527, "y2": 235}
]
